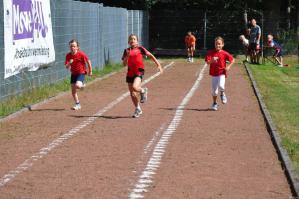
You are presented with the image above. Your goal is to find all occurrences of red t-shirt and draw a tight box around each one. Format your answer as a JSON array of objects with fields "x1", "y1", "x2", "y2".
[
  {"x1": 65, "y1": 51, "x2": 89, "y2": 75},
  {"x1": 205, "y1": 49, "x2": 234, "y2": 76},
  {"x1": 122, "y1": 46, "x2": 150, "y2": 77}
]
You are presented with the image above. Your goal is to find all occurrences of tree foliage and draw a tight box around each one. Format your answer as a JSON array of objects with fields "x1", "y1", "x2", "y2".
[
  {"x1": 79, "y1": 0, "x2": 297, "y2": 34},
  {"x1": 80, "y1": 0, "x2": 264, "y2": 10}
]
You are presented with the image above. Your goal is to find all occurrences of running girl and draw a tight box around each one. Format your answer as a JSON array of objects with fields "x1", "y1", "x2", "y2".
[
  {"x1": 122, "y1": 34, "x2": 163, "y2": 118},
  {"x1": 205, "y1": 36, "x2": 235, "y2": 111},
  {"x1": 65, "y1": 39, "x2": 92, "y2": 110}
]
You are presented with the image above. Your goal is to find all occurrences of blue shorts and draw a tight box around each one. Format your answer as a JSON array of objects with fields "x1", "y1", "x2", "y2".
[{"x1": 71, "y1": 74, "x2": 85, "y2": 84}]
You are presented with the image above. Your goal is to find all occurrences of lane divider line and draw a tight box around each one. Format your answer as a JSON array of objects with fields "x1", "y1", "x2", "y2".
[
  {"x1": 0, "y1": 62, "x2": 175, "y2": 188},
  {"x1": 129, "y1": 63, "x2": 207, "y2": 199}
]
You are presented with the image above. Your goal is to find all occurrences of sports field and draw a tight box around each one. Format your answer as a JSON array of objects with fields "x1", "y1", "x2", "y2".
[{"x1": 0, "y1": 59, "x2": 293, "y2": 198}]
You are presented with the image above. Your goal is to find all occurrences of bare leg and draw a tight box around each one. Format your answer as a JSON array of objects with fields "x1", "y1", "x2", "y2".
[
  {"x1": 256, "y1": 52, "x2": 260, "y2": 64},
  {"x1": 128, "y1": 77, "x2": 142, "y2": 108},
  {"x1": 132, "y1": 77, "x2": 142, "y2": 93},
  {"x1": 276, "y1": 56, "x2": 283, "y2": 65},
  {"x1": 187, "y1": 48, "x2": 191, "y2": 60},
  {"x1": 212, "y1": 95, "x2": 217, "y2": 104},
  {"x1": 128, "y1": 84, "x2": 139, "y2": 108},
  {"x1": 71, "y1": 84, "x2": 79, "y2": 103}
]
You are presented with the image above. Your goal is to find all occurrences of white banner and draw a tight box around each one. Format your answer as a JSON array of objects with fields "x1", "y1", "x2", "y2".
[{"x1": 4, "y1": 0, "x2": 55, "y2": 79}]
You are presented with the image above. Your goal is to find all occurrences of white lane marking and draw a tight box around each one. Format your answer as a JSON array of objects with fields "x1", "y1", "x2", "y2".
[
  {"x1": 143, "y1": 123, "x2": 166, "y2": 155},
  {"x1": 0, "y1": 62, "x2": 175, "y2": 188},
  {"x1": 129, "y1": 63, "x2": 207, "y2": 199}
]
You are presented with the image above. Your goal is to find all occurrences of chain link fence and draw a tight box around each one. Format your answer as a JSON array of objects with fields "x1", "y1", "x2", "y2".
[
  {"x1": 149, "y1": 9, "x2": 297, "y2": 56},
  {"x1": 0, "y1": 0, "x2": 149, "y2": 102}
]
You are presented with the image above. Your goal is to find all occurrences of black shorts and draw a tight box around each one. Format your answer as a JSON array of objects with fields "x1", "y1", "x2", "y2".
[
  {"x1": 126, "y1": 75, "x2": 143, "y2": 83},
  {"x1": 249, "y1": 43, "x2": 257, "y2": 52},
  {"x1": 126, "y1": 68, "x2": 144, "y2": 83}
]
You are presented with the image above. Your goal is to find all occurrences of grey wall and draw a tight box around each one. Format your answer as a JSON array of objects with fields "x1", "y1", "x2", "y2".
[{"x1": 0, "y1": 0, "x2": 149, "y2": 101}]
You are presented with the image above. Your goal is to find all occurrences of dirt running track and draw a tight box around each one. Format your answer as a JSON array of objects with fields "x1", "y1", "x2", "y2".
[{"x1": 0, "y1": 59, "x2": 292, "y2": 199}]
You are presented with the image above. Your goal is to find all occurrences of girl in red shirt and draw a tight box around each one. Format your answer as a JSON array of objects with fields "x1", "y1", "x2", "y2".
[
  {"x1": 122, "y1": 34, "x2": 163, "y2": 118},
  {"x1": 65, "y1": 39, "x2": 92, "y2": 110},
  {"x1": 205, "y1": 36, "x2": 234, "y2": 111}
]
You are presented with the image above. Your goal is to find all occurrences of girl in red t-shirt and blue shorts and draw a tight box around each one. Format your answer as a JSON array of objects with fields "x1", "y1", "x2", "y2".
[
  {"x1": 205, "y1": 36, "x2": 234, "y2": 111},
  {"x1": 122, "y1": 34, "x2": 163, "y2": 118},
  {"x1": 65, "y1": 39, "x2": 92, "y2": 110}
]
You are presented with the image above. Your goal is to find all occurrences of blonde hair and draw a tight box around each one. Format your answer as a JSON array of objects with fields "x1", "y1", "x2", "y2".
[
  {"x1": 215, "y1": 36, "x2": 224, "y2": 44},
  {"x1": 239, "y1": 35, "x2": 245, "y2": 40}
]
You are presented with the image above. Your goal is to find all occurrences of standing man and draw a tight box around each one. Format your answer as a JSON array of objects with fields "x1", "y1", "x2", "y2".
[
  {"x1": 249, "y1": 19, "x2": 261, "y2": 64},
  {"x1": 185, "y1": 31, "x2": 196, "y2": 62}
]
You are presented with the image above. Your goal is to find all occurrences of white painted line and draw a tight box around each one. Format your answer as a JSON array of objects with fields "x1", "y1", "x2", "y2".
[
  {"x1": 129, "y1": 63, "x2": 207, "y2": 199},
  {"x1": 0, "y1": 62, "x2": 175, "y2": 188},
  {"x1": 143, "y1": 123, "x2": 166, "y2": 155}
]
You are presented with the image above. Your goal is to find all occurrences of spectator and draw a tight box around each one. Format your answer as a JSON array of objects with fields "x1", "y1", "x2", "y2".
[{"x1": 249, "y1": 19, "x2": 261, "y2": 64}]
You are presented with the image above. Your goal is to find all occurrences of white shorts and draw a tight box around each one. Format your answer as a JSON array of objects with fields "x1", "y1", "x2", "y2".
[{"x1": 211, "y1": 75, "x2": 226, "y2": 96}]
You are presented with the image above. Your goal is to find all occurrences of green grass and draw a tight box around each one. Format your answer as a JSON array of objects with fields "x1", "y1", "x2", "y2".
[
  {"x1": 0, "y1": 63, "x2": 124, "y2": 118},
  {"x1": 248, "y1": 55, "x2": 299, "y2": 172}
]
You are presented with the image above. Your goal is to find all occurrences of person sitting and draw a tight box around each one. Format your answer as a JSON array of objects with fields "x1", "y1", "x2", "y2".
[{"x1": 266, "y1": 34, "x2": 283, "y2": 67}]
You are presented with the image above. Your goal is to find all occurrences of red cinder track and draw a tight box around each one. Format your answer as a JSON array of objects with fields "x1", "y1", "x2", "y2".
[{"x1": 0, "y1": 59, "x2": 292, "y2": 198}]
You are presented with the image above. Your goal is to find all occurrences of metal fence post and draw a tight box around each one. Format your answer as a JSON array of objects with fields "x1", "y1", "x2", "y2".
[{"x1": 203, "y1": 11, "x2": 207, "y2": 50}]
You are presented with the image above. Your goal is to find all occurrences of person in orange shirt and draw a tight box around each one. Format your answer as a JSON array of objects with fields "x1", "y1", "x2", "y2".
[{"x1": 185, "y1": 31, "x2": 196, "y2": 62}]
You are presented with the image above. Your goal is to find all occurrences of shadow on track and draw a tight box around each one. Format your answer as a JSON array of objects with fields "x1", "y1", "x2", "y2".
[
  {"x1": 160, "y1": 107, "x2": 212, "y2": 112},
  {"x1": 69, "y1": 115, "x2": 133, "y2": 119}
]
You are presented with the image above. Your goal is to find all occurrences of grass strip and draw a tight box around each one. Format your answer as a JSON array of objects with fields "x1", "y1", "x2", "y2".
[{"x1": 248, "y1": 55, "x2": 299, "y2": 173}]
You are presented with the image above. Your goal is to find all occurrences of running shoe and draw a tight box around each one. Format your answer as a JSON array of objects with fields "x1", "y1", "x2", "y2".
[
  {"x1": 133, "y1": 108, "x2": 143, "y2": 118},
  {"x1": 140, "y1": 88, "x2": 148, "y2": 103},
  {"x1": 211, "y1": 103, "x2": 218, "y2": 111},
  {"x1": 72, "y1": 103, "x2": 81, "y2": 110},
  {"x1": 220, "y1": 93, "x2": 227, "y2": 104}
]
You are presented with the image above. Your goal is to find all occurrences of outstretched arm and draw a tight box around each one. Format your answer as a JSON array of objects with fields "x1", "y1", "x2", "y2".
[
  {"x1": 147, "y1": 52, "x2": 163, "y2": 74},
  {"x1": 122, "y1": 57, "x2": 128, "y2": 66},
  {"x1": 122, "y1": 49, "x2": 130, "y2": 66},
  {"x1": 86, "y1": 60, "x2": 92, "y2": 76}
]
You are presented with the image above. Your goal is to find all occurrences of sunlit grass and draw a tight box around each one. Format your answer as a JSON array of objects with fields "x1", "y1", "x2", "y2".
[{"x1": 248, "y1": 55, "x2": 299, "y2": 172}]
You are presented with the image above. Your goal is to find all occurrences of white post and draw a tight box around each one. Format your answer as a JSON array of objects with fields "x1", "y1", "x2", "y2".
[{"x1": 203, "y1": 11, "x2": 207, "y2": 50}]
